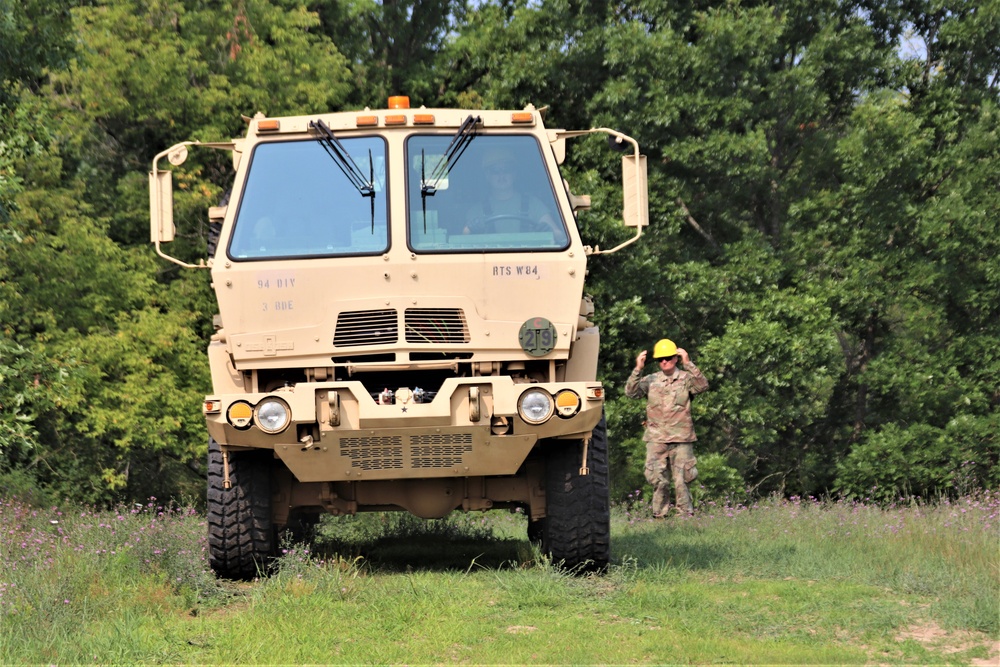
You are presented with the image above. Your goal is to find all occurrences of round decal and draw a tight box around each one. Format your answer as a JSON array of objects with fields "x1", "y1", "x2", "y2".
[{"x1": 518, "y1": 317, "x2": 558, "y2": 357}]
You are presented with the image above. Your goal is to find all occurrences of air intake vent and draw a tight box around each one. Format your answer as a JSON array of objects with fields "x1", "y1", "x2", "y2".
[
  {"x1": 334, "y1": 309, "x2": 398, "y2": 347},
  {"x1": 410, "y1": 433, "x2": 473, "y2": 468},
  {"x1": 404, "y1": 308, "x2": 469, "y2": 344},
  {"x1": 340, "y1": 436, "x2": 403, "y2": 470}
]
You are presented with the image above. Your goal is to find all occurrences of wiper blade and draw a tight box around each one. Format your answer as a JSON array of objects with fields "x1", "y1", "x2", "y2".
[
  {"x1": 420, "y1": 115, "x2": 480, "y2": 232},
  {"x1": 421, "y1": 114, "x2": 481, "y2": 196},
  {"x1": 309, "y1": 118, "x2": 376, "y2": 230}
]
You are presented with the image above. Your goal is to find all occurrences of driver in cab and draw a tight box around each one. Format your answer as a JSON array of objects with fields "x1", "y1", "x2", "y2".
[{"x1": 464, "y1": 148, "x2": 560, "y2": 235}]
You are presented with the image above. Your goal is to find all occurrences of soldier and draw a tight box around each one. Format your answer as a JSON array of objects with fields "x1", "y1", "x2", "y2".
[{"x1": 625, "y1": 338, "x2": 709, "y2": 517}]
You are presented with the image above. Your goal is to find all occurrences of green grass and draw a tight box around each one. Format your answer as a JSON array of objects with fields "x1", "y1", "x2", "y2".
[{"x1": 1, "y1": 493, "x2": 997, "y2": 664}]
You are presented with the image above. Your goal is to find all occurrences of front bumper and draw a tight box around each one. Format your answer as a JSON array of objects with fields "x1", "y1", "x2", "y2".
[{"x1": 204, "y1": 377, "x2": 603, "y2": 483}]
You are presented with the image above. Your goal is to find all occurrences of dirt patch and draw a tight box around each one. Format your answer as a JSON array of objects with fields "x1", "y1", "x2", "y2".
[{"x1": 896, "y1": 621, "x2": 998, "y2": 665}]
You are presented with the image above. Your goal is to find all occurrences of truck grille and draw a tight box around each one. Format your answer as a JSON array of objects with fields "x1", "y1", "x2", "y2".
[
  {"x1": 404, "y1": 308, "x2": 469, "y2": 344},
  {"x1": 334, "y1": 309, "x2": 398, "y2": 347}
]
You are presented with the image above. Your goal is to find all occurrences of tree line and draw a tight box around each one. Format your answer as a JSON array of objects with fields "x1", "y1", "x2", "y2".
[{"x1": 1, "y1": 0, "x2": 997, "y2": 506}]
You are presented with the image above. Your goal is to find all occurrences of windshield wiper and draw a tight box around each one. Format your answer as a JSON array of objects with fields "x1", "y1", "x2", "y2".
[
  {"x1": 419, "y1": 115, "x2": 481, "y2": 232},
  {"x1": 309, "y1": 119, "x2": 377, "y2": 231}
]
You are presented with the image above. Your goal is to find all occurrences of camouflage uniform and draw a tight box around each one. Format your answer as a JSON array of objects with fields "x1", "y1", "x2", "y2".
[{"x1": 625, "y1": 361, "x2": 709, "y2": 515}]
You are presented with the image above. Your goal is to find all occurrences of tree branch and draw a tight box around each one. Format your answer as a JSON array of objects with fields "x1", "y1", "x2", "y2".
[{"x1": 676, "y1": 197, "x2": 720, "y2": 251}]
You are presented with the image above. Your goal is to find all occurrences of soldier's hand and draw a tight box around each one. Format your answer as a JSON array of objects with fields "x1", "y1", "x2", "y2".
[
  {"x1": 677, "y1": 348, "x2": 690, "y2": 365},
  {"x1": 635, "y1": 350, "x2": 647, "y2": 370}
]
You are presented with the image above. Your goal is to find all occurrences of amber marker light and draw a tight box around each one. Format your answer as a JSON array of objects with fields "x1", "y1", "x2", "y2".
[
  {"x1": 203, "y1": 399, "x2": 221, "y2": 414},
  {"x1": 356, "y1": 115, "x2": 379, "y2": 127},
  {"x1": 586, "y1": 387, "x2": 604, "y2": 400},
  {"x1": 554, "y1": 390, "x2": 581, "y2": 418},
  {"x1": 413, "y1": 114, "x2": 435, "y2": 125},
  {"x1": 511, "y1": 112, "x2": 535, "y2": 124},
  {"x1": 387, "y1": 96, "x2": 410, "y2": 109},
  {"x1": 257, "y1": 119, "x2": 280, "y2": 131},
  {"x1": 227, "y1": 401, "x2": 254, "y2": 429},
  {"x1": 384, "y1": 114, "x2": 407, "y2": 126}
]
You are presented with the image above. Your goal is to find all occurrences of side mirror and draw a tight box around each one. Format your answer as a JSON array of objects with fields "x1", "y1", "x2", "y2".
[
  {"x1": 622, "y1": 154, "x2": 648, "y2": 228},
  {"x1": 149, "y1": 170, "x2": 175, "y2": 243}
]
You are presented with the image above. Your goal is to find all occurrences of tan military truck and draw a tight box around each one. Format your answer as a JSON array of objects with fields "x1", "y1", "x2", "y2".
[{"x1": 150, "y1": 96, "x2": 647, "y2": 578}]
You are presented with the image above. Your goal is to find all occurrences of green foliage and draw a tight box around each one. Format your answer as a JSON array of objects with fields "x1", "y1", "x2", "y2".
[
  {"x1": 0, "y1": 0, "x2": 997, "y2": 504},
  {"x1": 690, "y1": 452, "x2": 748, "y2": 505},
  {"x1": 0, "y1": 336, "x2": 62, "y2": 467},
  {"x1": 835, "y1": 416, "x2": 1000, "y2": 501}
]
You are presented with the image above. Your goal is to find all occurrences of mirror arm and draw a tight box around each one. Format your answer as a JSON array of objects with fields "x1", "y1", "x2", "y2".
[
  {"x1": 150, "y1": 141, "x2": 234, "y2": 269},
  {"x1": 555, "y1": 129, "x2": 648, "y2": 256}
]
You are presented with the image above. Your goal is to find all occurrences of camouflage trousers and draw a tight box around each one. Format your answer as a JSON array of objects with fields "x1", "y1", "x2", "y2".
[{"x1": 644, "y1": 442, "x2": 697, "y2": 516}]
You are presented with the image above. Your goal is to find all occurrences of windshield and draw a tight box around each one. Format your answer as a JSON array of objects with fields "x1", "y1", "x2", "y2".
[
  {"x1": 406, "y1": 135, "x2": 569, "y2": 252},
  {"x1": 228, "y1": 137, "x2": 388, "y2": 260}
]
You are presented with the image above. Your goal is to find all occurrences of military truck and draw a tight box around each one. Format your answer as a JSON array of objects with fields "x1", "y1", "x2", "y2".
[{"x1": 149, "y1": 96, "x2": 647, "y2": 578}]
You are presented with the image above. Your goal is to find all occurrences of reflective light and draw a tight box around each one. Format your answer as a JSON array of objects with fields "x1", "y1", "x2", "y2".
[
  {"x1": 554, "y1": 390, "x2": 581, "y2": 418},
  {"x1": 518, "y1": 389, "x2": 554, "y2": 425},
  {"x1": 227, "y1": 401, "x2": 253, "y2": 429},
  {"x1": 255, "y1": 398, "x2": 290, "y2": 434}
]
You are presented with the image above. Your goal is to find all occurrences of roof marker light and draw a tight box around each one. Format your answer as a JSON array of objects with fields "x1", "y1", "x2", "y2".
[
  {"x1": 356, "y1": 115, "x2": 378, "y2": 127},
  {"x1": 388, "y1": 96, "x2": 410, "y2": 109},
  {"x1": 257, "y1": 119, "x2": 280, "y2": 131}
]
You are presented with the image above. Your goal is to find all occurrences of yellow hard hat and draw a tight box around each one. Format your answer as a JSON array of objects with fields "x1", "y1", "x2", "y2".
[{"x1": 652, "y1": 338, "x2": 678, "y2": 359}]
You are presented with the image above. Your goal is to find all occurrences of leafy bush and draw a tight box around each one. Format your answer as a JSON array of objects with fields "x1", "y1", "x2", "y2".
[
  {"x1": 690, "y1": 452, "x2": 747, "y2": 505},
  {"x1": 835, "y1": 417, "x2": 1000, "y2": 502}
]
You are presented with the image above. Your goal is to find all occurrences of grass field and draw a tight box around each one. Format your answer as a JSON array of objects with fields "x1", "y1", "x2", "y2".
[{"x1": 1, "y1": 492, "x2": 997, "y2": 664}]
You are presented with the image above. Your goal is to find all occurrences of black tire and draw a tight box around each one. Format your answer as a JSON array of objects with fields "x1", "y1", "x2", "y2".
[
  {"x1": 542, "y1": 415, "x2": 611, "y2": 572},
  {"x1": 527, "y1": 517, "x2": 546, "y2": 544},
  {"x1": 207, "y1": 438, "x2": 275, "y2": 579}
]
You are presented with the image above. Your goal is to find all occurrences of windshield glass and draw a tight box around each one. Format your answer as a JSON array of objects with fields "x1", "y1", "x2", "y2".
[
  {"x1": 406, "y1": 135, "x2": 569, "y2": 252},
  {"x1": 228, "y1": 137, "x2": 388, "y2": 260}
]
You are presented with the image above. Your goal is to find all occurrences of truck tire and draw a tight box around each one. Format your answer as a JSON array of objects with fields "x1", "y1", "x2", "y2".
[
  {"x1": 542, "y1": 415, "x2": 611, "y2": 572},
  {"x1": 207, "y1": 438, "x2": 275, "y2": 579}
]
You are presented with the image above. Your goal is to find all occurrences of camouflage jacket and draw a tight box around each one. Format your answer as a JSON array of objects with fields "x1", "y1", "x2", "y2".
[{"x1": 624, "y1": 363, "x2": 709, "y2": 443}]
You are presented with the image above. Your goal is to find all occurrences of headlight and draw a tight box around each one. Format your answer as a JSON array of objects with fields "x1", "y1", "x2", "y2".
[
  {"x1": 518, "y1": 389, "x2": 554, "y2": 425},
  {"x1": 255, "y1": 397, "x2": 291, "y2": 434},
  {"x1": 554, "y1": 390, "x2": 581, "y2": 418}
]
